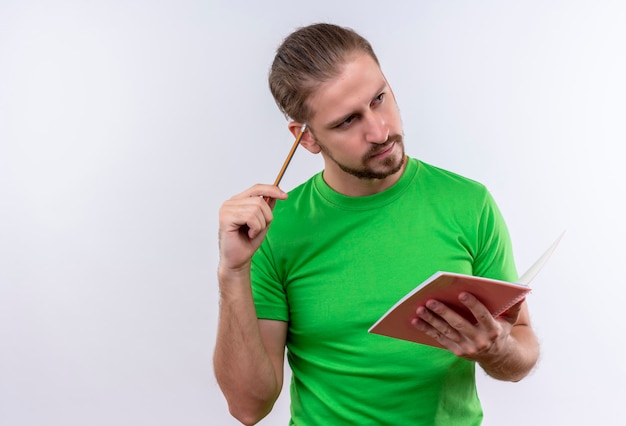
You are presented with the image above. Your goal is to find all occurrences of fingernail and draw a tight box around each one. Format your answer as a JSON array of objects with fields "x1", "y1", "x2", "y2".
[{"x1": 426, "y1": 300, "x2": 438, "y2": 309}]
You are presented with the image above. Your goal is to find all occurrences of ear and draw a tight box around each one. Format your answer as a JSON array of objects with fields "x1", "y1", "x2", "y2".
[{"x1": 288, "y1": 121, "x2": 321, "y2": 154}]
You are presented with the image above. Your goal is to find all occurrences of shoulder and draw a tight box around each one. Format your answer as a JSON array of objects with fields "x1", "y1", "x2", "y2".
[
  {"x1": 413, "y1": 158, "x2": 490, "y2": 198},
  {"x1": 272, "y1": 173, "x2": 320, "y2": 215}
]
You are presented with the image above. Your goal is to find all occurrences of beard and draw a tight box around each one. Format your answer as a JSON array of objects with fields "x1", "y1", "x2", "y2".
[{"x1": 317, "y1": 133, "x2": 406, "y2": 180}]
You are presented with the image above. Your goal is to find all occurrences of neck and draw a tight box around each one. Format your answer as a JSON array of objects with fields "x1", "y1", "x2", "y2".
[{"x1": 323, "y1": 156, "x2": 407, "y2": 197}]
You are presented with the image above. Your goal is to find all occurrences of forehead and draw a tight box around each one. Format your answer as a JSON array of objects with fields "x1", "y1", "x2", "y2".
[{"x1": 306, "y1": 53, "x2": 387, "y2": 124}]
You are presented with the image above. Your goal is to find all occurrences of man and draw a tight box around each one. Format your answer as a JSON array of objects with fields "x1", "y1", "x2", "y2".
[{"x1": 214, "y1": 23, "x2": 539, "y2": 425}]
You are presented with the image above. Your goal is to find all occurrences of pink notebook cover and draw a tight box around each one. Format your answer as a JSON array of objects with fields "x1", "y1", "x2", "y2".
[{"x1": 368, "y1": 273, "x2": 531, "y2": 349}]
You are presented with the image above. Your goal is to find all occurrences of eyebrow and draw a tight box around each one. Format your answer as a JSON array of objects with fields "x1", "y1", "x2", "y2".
[{"x1": 324, "y1": 83, "x2": 388, "y2": 129}]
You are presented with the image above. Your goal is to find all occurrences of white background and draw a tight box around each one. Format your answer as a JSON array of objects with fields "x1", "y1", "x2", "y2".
[{"x1": 1, "y1": 1, "x2": 625, "y2": 425}]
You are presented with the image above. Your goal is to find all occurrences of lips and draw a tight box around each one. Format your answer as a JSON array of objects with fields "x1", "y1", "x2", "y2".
[{"x1": 370, "y1": 141, "x2": 395, "y2": 159}]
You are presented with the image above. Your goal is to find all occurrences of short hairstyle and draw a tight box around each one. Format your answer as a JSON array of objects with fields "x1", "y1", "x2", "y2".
[{"x1": 269, "y1": 23, "x2": 379, "y2": 123}]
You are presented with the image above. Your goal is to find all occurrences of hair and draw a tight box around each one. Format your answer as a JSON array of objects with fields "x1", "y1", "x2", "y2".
[{"x1": 269, "y1": 23, "x2": 379, "y2": 123}]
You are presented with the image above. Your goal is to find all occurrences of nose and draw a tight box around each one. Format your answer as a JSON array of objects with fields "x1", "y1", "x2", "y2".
[{"x1": 364, "y1": 111, "x2": 389, "y2": 144}]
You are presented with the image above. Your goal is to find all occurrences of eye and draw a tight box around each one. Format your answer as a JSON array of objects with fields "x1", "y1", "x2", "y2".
[
  {"x1": 372, "y1": 93, "x2": 384, "y2": 105},
  {"x1": 337, "y1": 115, "x2": 357, "y2": 129}
]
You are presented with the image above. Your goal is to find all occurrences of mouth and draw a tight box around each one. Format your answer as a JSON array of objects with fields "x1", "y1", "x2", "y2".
[{"x1": 369, "y1": 141, "x2": 396, "y2": 159}]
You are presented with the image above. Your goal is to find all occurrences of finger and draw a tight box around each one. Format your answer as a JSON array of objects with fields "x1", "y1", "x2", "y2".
[
  {"x1": 414, "y1": 304, "x2": 462, "y2": 343},
  {"x1": 242, "y1": 210, "x2": 267, "y2": 240},
  {"x1": 220, "y1": 197, "x2": 271, "y2": 237},
  {"x1": 458, "y1": 292, "x2": 496, "y2": 327},
  {"x1": 232, "y1": 184, "x2": 288, "y2": 202},
  {"x1": 242, "y1": 202, "x2": 273, "y2": 239},
  {"x1": 423, "y1": 299, "x2": 470, "y2": 331}
]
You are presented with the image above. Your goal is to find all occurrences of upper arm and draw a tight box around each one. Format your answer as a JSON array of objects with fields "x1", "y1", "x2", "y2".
[{"x1": 259, "y1": 319, "x2": 288, "y2": 390}]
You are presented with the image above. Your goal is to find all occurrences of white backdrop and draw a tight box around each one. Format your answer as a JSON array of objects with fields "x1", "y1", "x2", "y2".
[{"x1": 1, "y1": 1, "x2": 625, "y2": 425}]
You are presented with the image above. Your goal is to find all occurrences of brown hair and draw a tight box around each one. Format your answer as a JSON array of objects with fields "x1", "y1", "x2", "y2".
[{"x1": 269, "y1": 23, "x2": 379, "y2": 123}]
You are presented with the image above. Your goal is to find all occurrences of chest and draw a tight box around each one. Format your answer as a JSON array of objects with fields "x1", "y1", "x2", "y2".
[{"x1": 279, "y1": 209, "x2": 474, "y2": 346}]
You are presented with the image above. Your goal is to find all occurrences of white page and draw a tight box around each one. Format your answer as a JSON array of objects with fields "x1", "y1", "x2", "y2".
[{"x1": 517, "y1": 232, "x2": 565, "y2": 285}]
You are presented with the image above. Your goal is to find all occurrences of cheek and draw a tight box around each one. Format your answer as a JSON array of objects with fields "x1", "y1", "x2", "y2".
[
  {"x1": 317, "y1": 132, "x2": 367, "y2": 159},
  {"x1": 337, "y1": 140, "x2": 364, "y2": 159},
  {"x1": 383, "y1": 104, "x2": 402, "y2": 127}
]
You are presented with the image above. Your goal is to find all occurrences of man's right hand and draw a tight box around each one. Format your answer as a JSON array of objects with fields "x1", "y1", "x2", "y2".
[{"x1": 218, "y1": 184, "x2": 288, "y2": 272}]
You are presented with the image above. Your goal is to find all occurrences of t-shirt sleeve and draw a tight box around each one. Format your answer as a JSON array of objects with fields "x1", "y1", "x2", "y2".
[
  {"x1": 250, "y1": 239, "x2": 290, "y2": 322},
  {"x1": 472, "y1": 189, "x2": 518, "y2": 282}
]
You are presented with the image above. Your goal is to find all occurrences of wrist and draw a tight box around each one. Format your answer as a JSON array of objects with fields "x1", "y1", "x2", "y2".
[
  {"x1": 217, "y1": 262, "x2": 253, "y2": 296},
  {"x1": 218, "y1": 262, "x2": 251, "y2": 278},
  {"x1": 476, "y1": 335, "x2": 526, "y2": 381}
]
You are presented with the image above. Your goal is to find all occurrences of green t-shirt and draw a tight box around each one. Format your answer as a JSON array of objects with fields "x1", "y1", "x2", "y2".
[{"x1": 251, "y1": 157, "x2": 517, "y2": 425}]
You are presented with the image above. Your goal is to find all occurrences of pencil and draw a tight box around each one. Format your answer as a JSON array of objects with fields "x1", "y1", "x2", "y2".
[{"x1": 265, "y1": 123, "x2": 307, "y2": 203}]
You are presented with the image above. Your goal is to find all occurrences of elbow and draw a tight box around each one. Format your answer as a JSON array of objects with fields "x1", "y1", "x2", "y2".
[
  {"x1": 215, "y1": 377, "x2": 279, "y2": 425},
  {"x1": 228, "y1": 401, "x2": 273, "y2": 426},
  {"x1": 231, "y1": 412, "x2": 264, "y2": 426}
]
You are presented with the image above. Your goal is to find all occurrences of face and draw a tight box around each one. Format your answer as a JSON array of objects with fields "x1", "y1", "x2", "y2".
[{"x1": 299, "y1": 53, "x2": 405, "y2": 195}]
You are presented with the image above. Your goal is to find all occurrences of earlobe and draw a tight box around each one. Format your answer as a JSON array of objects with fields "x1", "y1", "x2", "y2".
[{"x1": 300, "y1": 131, "x2": 322, "y2": 154}]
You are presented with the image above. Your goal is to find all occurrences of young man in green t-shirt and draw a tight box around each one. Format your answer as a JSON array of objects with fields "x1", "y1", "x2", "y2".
[{"x1": 214, "y1": 23, "x2": 540, "y2": 425}]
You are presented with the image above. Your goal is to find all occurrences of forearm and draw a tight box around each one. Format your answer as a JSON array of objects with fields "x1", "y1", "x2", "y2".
[
  {"x1": 478, "y1": 323, "x2": 540, "y2": 382},
  {"x1": 213, "y1": 267, "x2": 280, "y2": 424}
]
